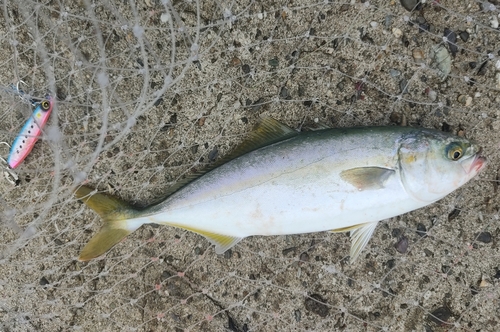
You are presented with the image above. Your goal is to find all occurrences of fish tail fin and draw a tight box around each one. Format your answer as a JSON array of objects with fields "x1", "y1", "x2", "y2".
[{"x1": 75, "y1": 186, "x2": 137, "y2": 261}]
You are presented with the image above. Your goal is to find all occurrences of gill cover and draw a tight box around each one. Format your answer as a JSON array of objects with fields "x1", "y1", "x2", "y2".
[{"x1": 398, "y1": 131, "x2": 477, "y2": 202}]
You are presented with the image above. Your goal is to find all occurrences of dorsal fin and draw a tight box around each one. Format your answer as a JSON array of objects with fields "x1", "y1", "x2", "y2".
[{"x1": 158, "y1": 116, "x2": 299, "y2": 199}]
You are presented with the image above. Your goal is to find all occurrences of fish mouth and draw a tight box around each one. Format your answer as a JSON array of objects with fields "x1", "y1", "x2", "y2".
[{"x1": 468, "y1": 153, "x2": 487, "y2": 174}]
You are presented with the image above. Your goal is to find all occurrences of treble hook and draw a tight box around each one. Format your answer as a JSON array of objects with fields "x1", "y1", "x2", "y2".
[{"x1": 0, "y1": 142, "x2": 19, "y2": 186}]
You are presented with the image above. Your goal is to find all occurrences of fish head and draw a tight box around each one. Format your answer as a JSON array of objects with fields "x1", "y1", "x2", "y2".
[{"x1": 398, "y1": 130, "x2": 486, "y2": 202}]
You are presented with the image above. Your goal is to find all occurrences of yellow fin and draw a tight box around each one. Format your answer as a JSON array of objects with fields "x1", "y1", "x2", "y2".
[
  {"x1": 168, "y1": 223, "x2": 242, "y2": 254},
  {"x1": 340, "y1": 167, "x2": 394, "y2": 191},
  {"x1": 75, "y1": 186, "x2": 136, "y2": 261},
  {"x1": 330, "y1": 222, "x2": 379, "y2": 263},
  {"x1": 79, "y1": 224, "x2": 131, "y2": 261},
  {"x1": 349, "y1": 222, "x2": 378, "y2": 263},
  {"x1": 330, "y1": 224, "x2": 365, "y2": 233}
]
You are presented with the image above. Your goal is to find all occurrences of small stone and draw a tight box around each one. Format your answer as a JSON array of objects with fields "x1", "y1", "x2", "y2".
[
  {"x1": 457, "y1": 94, "x2": 472, "y2": 106},
  {"x1": 336, "y1": 81, "x2": 345, "y2": 91},
  {"x1": 304, "y1": 294, "x2": 330, "y2": 318},
  {"x1": 448, "y1": 208, "x2": 460, "y2": 221},
  {"x1": 208, "y1": 147, "x2": 218, "y2": 161},
  {"x1": 392, "y1": 228, "x2": 402, "y2": 238},
  {"x1": 400, "y1": 0, "x2": 420, "y2": 11},
  {"x1": 412, "y1": 49, "x2": 424, "y2": 63},
  {"x1": 395, "y1": 236, "x2": 409, "y2": 254},
  {"x1": 268, "y1": 57, "x2": 279, "y2": 68},
  {"x1": 389, "y1": 69, "x2": 401, "y2": 77},
  {"x1": 423, "y1": 248, "x2": 434, "y2": 257},
  {"x1": 390, "y1": 111, "x2": 404, "y2": 125},
  {"x1": 399, "y1": 79, "x2": 409, "y2": 94},
  {"x1": 242, "y1": 64, "x2": 251, "y2": 74},
  {"x1": 40, "y1": 277, "x2": 50, "y2": 286},
  {"x1": 160, "y1": 13, "x2": 170, "y2": 23},
  {"x1": 299, "y1": 252, "x2": 310, "y2": 262},
  {"x1": 416, "y1": 223, "x2": 427, "y2": 237},
  {"x1": 384, "y1": 15, "x2": 393, "y2": 29},
  {"x1": 280, "y1": 86, "x2": 290, "y2": 99},
  {"x1": 230, "y1": 57, "x2": 241, "y2": 67},
  {"x1": 419, "y1": 22, "x2": 430, "y2": 32},
  {"x1": 476, "y1": 231, "x2": 492, "y2": 243},
  {"x1": 431, "y1": 45, "x2": 451, "y2": 81},
  {"x1": 426, "y1": 88, "x2": 437, "y2": 101},
  {"x1": 392, "y1": 27, "x2": 402, "y2": 38},
  {"x1": 443, "y1": 28, "x2": 458, "y2": 57},
  {"x1": 479, "y1": 278, "x2": 492, "y2": 288},
  {"x1": 224, "y1": 249, "x2": 232, "y2": 259},
  {"x1": 428, "y1": 307, "x2": 452, "y2": 325},
  {"x1": 294, "y1": 309, "x2": 301, "y2": 322},
  {"x1": 459, "y1": 31, "x2": 469, "y2": 42},
  {"x1": 490, "y1": 15, "x2": 499, "y2": 29},
  {"x1": 340, "y1": 4, "x2": 350, "y2": 12}
]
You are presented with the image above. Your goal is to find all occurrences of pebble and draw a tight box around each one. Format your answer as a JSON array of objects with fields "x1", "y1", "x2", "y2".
[
  {"x1": 230, "y1": 57, "x2": 241, "y2": 67},
  {"x1": 430, "y1": 44, "x2": 451, "y2": 81},
  {"x1": 428, "y1": 307, "x2": 452, "y2": 324},
  {"x1": 443, "y1": 28, "x2": 458, "y2": 57},
  {"x1": 399, "y1": 79, "x2": 409, "y2": 94},
  {"x1": 491, "y1": 15, "x2": 499, "y2": 29},
  {"x1": 242, "y1": 64, "x2": 251, "y2": 74},
  {"x1": 496, "y1": 72, "x2": 500, "y2": 90},
  {"x1": 385, "y1": 15, "x2": 393, "y2": 29},
  {"x1": 426, "y1": 88, "x2": 437, "y2": 101},
  {"x1": 390, "y1": 111, "x2": 406, "y2": 125},
  {"x1": 304, "y1": 294, "x2": 330, "y2": 318},
  {"x1": 394, "y1": 236, "x2": 409, "y2": 254},
  {"x1": 392, "y1": 27, "x2": 403, "y2": 38},
  {"x1": 268, "y1": 58, "x2": 279, "y2": 68},
  {"x1": 459, "y1": 31, "x2": 469, "y2": 42},
  {"x1": 280, "y1": 86, "x2": 290, "y2": 99},
  {"x1": 389, "y1": 69, "x2": 400, "y2": 77},
  {"x1": 208, "y1": 147, "x2": 219, "y2": 161},
  {"x1": 416, "y1": 223, "x2": 427, "y2": 237},
  {"x1": 40, "y1": 277, "x2": 50, "y2": 286},
  {"x1": 457, "y1": 94, "x2": 472, "y2": 106},
  {"x1": 493, "y1": 269, "x2": 500, "y2": 279},
  {"x1": 476, "y1": 231, "x2": 492, "y2": 243},
  {"x1": 412, "y1": 48, "x2": 424, "y2": 64},
  {"x1": 400, "y1": 0, "x2": 420, "y2": 11}
]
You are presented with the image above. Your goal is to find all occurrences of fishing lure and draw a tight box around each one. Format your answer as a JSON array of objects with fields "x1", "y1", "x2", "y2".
[{"x1": 7, "y1": 96, "x2": 54, "y2": 169}]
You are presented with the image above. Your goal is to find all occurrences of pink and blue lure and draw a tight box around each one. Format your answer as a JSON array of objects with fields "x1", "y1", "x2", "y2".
[{"x1": 7, "y1": 96, "x2": 54, "y2": 169}]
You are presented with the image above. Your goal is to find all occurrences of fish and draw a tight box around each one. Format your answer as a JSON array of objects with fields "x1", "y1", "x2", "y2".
[
  {"x1": 75, "y1": 117, "x2": 486, "y2": 262},
  {"x1": 7, "y1": 96, "x2": 54, "y2": 169}
]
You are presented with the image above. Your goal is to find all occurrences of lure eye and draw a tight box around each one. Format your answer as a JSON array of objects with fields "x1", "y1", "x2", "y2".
[
  {"x1": 41, "y1": 100, "x2": 50, "y2": 111},
  {"x1": 447, "y1": 144, "x2": 463, "y2": 161}
]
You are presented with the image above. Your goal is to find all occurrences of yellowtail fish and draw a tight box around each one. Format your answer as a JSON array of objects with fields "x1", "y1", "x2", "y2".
[{"x1": 75, "y1": 118, "x2": 486, "y2": 262}]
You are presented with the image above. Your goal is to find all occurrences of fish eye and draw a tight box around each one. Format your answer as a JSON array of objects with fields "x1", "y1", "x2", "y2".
[
  {"x1": 446, "y1": 143, "x2": 463, "y2": 161},
  {"x1": 41, "y1": 100, "x2": 50, "y2": 111}
]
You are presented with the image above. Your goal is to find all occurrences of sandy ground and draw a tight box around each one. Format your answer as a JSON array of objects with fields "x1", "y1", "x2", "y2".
[{"x1": 0, "y1": 0, "x2": 499, "y2": 331}]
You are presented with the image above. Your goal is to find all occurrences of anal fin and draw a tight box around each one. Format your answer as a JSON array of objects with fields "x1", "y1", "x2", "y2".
[{"x1": 168, "y1": 223, "x2": 242, "y2": 254}]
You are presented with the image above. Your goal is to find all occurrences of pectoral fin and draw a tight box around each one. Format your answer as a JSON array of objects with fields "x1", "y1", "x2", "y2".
[
  {"x1": 331, "y1": 222, "x2": 378, "y2": 263},
  {"x1": 340, "y1": 167, "x2": 395, "y2": 191}
]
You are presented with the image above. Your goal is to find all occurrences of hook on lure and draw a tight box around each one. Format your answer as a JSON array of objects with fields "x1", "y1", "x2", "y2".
[{"x1": 0, "y1": 143, "x2": 19, "y2": 186}]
